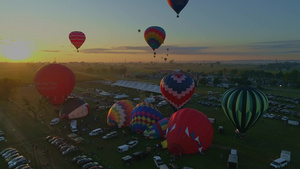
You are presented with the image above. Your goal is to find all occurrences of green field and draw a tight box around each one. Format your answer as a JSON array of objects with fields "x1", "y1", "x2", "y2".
[{"x1": 0, "y1": 62, "x2": 300, "y2": 169}]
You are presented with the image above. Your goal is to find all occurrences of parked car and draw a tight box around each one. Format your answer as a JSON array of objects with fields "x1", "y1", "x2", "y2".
[
  {"x1": 62, "y1": 147, "x2": 79, "y2": 155},
  {"x1": 8, "y1": 156, "x2": 25, "y2": 166},
  {"x1": 60, "y1": 145, "x2": 73, "y2": 152},
  {"x1": 2, "y1": 149, "x2": 18, "y2": 158},
  {"x1": 5, "y1": 154, "x2": 20, "y2": 162},
  {"x1": 153, "y1": 156, "x2": 165, "y2": 168},
  {"x1": 72, "y1": 155, "x2": 87, "y2": 163},
  {"x1": 82, "y1": 162, "x2": 99, "y2": 169},
  {"x1": 89, "y1": 166, "x2": 104, "y2": 169},
  {"x1": 0, "y1": 136, "x2": 6, "y2": 142},
  {"x1": 169, "y1": 163, "x2": 180, "y2": 169},
  {"x1": 50, "y1": 118, "x2": 60, "y2": 125},
  {"x1": 281, "y1": 116, "x2": 289, "y2": 121},
  {"x1": 132, "y1": 151, "x2": 148, "y2": 160},
  {"x1": 51, "y1": 138, "x2": 63, "y2": 145},
  {"x1": 15, "y1": 164, "x2": 30, "y2": 169},
  {"x1": 8, "y1": 159, "x2": 27, "y2": 169},
  {"x1": 89, "y1": 128, "x2": 103, "y2": 136},
  {"x1": 270, "y1": 158, "x2": 288, "y2": 168},
  {"x1": 0, "y1": 148, "x2": 14, "y2": 155},
  {"x1": 77, "y1": 158, "x2": 92, "y2": 166},
  {"x1": 127, "y1": 140, "x2": 138, "y2": 148},
  {"x1": 102, "y1": 131, "x2": 117, "y2": 139}
]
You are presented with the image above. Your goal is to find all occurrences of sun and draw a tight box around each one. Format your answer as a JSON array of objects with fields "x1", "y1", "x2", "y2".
[{"x1": 1, "y1": 40, "x2": 34, "y2": 61}]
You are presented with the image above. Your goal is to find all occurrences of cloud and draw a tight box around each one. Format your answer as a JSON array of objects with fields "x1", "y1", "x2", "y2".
[
  {"x1": 41, "y1": 50, "x2": 60, "y2": 52},
  {"x1": 80, "y1": 45, "x2": 210, "y2": 55},
  {"x1": 247, "y1": 40, "x2": 300, "y2": 51}
]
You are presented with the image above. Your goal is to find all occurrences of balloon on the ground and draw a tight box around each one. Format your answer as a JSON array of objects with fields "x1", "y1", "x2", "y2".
[
  {"x1": 34, "y1": 64, "x2": 76, "y2": 106},
  {"x1": 166, "y1": 108, "x2": 214, "y2": 155},
  {"x1": 160, "y1": 73, "x2": 195, "y2": 111},
  {"x1": 107, "y1": 100, "x2": 136, "y2": 128},
  {"x1": 221, "y1": 87, "x2": 269, "y2": 134},
  {"x1": 167, "y1": 0, "x2": 189, "y2": 18},
  {"x1": 144, "y1": 117, "x2": 169, "y2": 139},
  {"x1": 144, "y1": 26, "x2": 166, "y2": 57},
  {"x1": 59, "y1": 97, "x2": 89, "y2": 119},
  {"x1": 69, "y1": 31, "x2": 86, "y2": 52},
  {"x1": 129, "y1": 102, "x2": 164, "y2": 133}
]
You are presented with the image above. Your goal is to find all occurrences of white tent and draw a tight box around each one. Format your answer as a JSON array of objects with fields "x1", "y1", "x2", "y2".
[{"x1": 112, "y1": 80, "x2": 161, "y2": 94}]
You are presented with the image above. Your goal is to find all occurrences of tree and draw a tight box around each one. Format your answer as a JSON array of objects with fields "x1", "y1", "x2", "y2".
[
  {"x1": 0, "y1": 78, "x2": 20, "y2": 101},
  {"x1": 23, "y1": 97, "x2": 51, "y2": 120}
]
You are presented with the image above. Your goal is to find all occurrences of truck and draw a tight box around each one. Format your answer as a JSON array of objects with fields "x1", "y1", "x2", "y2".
[{"x1": 280, "y1": 150, "x2": 291, "y2": 162}]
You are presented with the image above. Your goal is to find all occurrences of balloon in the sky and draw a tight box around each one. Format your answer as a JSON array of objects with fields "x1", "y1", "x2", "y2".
[
  {"x1": 59, "y1": 97, "x2": 89, "y2": 120},
  {"x1": 129, "y1": 102, "x2": 164, "y2": 133},
  {"x1": 138, "y1": 29, "x2": 141, "y2": 33},
  {"x1": 221, "y1": 87, "x2": 269, "y2": 134},
  {"x1": 144, "y1": 117, "x2": 169, "y2": 139},
  {"x1": 69, "y1": 31, "x2": 86, "y2": 52},
  {"x1": 34, "y1": 64, "x2": 76, "y2": 106},
  {"x1": 167, "y1": 0, "x2": 189, "y2": 18},
  {"x1": 144, "y1": 26, "x2": 166, "y2": 57},
  {"x1": 160, "y1": 73, "x2": 195, "y2": 111},
  {"x1": 107, "y1": 100, "x2": 136, "y2": 128},
  {"x1": 166, "y1": 108, "x2": 214, "y2": 155}
]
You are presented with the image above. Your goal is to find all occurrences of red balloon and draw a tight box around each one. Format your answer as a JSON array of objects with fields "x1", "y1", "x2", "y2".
[
  {"x1": 34, "y1": 64, "x2": 76, "y2": 106},
  {"x1": 69, "y1": 31, "x2": 86, "y2": 52},
  {"x1": 166, "y1": 108, "x2": 213, "y2": 155}
]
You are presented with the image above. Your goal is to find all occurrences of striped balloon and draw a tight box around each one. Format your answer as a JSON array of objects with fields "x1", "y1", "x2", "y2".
[
  {"x1": 129, "y1": 102, "x2": 164, "y2": 133},
  {"x1": 144, "y1": 117, "x2": 170, "y2": 139},
  {"x1": 221, "y1": 87, "x2": 269, "y2": 134},
  {"x1": 107, "y1": 100, "x2": 136, "y2": 128},
  {"x1": 69, "y1": 31, "x2": 86, "y2": 52},
  {"x1": 144, "y1": 26, "x2": 166, "y2": 51},
  {"x1": 160, "y1": 73, "x2": 195, "y2": 111}
]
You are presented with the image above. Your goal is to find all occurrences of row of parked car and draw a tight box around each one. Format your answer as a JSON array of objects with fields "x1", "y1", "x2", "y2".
[
  {"x1": 46, "y1": 135, "x2": 104, "y2": 169},
  {"x1": 0, "y1": 147, "x2": 31, "y2": 169}
]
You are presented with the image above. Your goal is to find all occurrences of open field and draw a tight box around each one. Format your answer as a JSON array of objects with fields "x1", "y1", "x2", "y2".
[{"x1": 0, "y1": 62, "x2": 300, "y2": 169}]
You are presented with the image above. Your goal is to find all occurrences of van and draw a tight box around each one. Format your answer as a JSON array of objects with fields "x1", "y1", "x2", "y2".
[
  {"x1": 118, "y1": 145, "x2": 129, "y2": 153},
  {"x1": 89, "y1": 128, "x2": 103, "y2": 136},
  {"x1": 122, "y1": 155, "x2": 132, "y2": 165},
  {"x1": 270, "y1": 158, "x2": 288, "y2": 168}
]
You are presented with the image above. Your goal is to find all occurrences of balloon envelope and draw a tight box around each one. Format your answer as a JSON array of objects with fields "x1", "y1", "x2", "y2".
[
  {"x1": 166, "y1": 108, "x2": 214, "y2": 155},
  {"x1": 221, "y1": 87, "x2": 269, "y2": 134},
  {"x1": 107, "y1": 100, "x2": 136, "y2": 128},
  {"x1": 34, "y1": 64, "x2": 76, "y2": 106},
  {"x1": 167, "y1": 0, "x2": 189, "y2": 17},
  {"x1": 69, "y1": 31, "x2": 86, "y2": 51},
  {"x1": 59, "y1": 97, "x2": 89, "y2": 120},
  {"x1": 160, "y1": 73, "x2": 195, "y2": 111},
  {"x1": 144, "y1": 26, "x2": 166, "y2": 51},
  {"x1": 129, "y1": 102, "x2": 164, "y2": 133},
  {"x1": 144, "y1": 117, "x2": 169, "y2": 139}
]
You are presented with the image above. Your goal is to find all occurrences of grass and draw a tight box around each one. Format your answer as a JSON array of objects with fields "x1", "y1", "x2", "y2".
[{"x1": 0, "y1": 62, "x2": 300, "y2": 169}]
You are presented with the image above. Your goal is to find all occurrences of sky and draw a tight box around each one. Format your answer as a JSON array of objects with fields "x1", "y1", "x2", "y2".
[{"x1": 0, "y1": 0, "x2": 299, "y2": 63}]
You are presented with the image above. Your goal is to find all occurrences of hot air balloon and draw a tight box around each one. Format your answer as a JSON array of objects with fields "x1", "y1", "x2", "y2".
[
  {"x1": 129, "y1": 102, "x2": 164, "y2": 133},
  {"x1": 160, "y1": 73, "x2": 195, "y2": 111},
  {"x1": 69, "y1": 31, "x2": 86, "y2": 52},
  {"x1": 144, "y1": 26, "x2": 166, "y2": 57},
  {"x1": 167, "y1": 0, "x2": 189, "y2": 18},
  {"x1": 59, "y1": 97, "x2": 89, "y2": 120},
  {"x1": 138, "y1": 29, "x2": 141, "y2": 33},
  {"x1": 221, "y1": 87, "x2": 269, "y2": 135},
  {"x1": 107, "y1": 100, "x2": 136, "y2": 128},
  {"x1": 144, "y1": 117, "x2": 169, "y2": 139},
  {"x1": 166, "y1": 108, "x2": 214, "y2": 155},
  {"x1": 34, "y1": 64, "x2": 76, "y2": 106}
]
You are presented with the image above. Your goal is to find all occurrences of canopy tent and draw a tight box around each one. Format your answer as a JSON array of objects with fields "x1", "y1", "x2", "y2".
[{"x1": 112, "y1": 80, "x2": 161, "y2": 94}]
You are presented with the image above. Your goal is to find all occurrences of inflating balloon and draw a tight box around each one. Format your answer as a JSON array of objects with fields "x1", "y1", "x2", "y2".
[
  {"x1": 129, "y1": 102, "x2": 164, "y2": 133},
  {"x1": 69, "y1": 31, "x2": 86, "y2": 52},
  {"x1": 59, "y1": 98, "x2": 89, "y2": 120},
  {"x1": 166, "y1": 108, "x2": 214, "y2": 155},
  {"x1": 167, "y1": 0, "x2": 189, "y2": 18},
  {"x1": 144, "y1": 117, "x2": 169, "y2": 139},
  {"x1": 221, "y1": 87, "x2": 269, "y2": 134},
  {"x1": 144, "y1": 26, "x2": 166, "y2": 57},
  {"x1": 160, "y1": 73, "x2": 195, "y2": 111},
  {"x1": 107, "y1": 100, "x2": 136, "y2": 128},
  {"x1": 34, "y1": 64, "x2": 76, "y2": 106}
]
